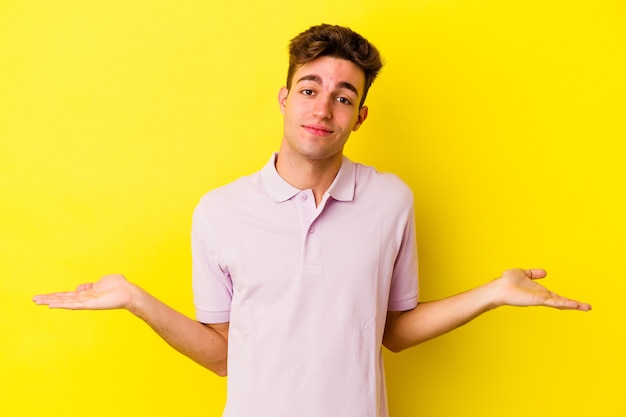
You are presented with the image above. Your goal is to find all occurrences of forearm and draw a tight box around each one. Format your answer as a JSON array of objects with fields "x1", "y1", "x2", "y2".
[
  {"x1": 128, "y1": 284, "x2": 228, "y2": 376},
  {"x1": 383, "y1": 268, "x2": 591, "y2": 352},
  {"x1": 383, "y1": 279, "x2": 501, "y2": 353}
]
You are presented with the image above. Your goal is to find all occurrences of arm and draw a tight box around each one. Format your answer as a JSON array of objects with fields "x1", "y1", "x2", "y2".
[
  {"x1": 33, "y1": 274, "x2": 229, "y2": 376},
  {"x1": 383, "y1": 268, "x2": 591, "y2": 353}
]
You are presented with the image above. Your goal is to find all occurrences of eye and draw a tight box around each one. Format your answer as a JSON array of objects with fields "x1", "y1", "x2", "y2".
[
  {"x1": 336, "y1": 97, "x2": 352, "y2": 105},
  {"x1": 301, "y1": 89, "x2": 315, "y2": 96}
]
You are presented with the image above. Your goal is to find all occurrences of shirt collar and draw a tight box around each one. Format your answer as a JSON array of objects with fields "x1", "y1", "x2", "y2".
[
  {"x1": 327, "y1": 155, "x2": 356, "y2": 202},
  {"x1": 260, "y1": 153, "x2": 356, "y2": 203}
]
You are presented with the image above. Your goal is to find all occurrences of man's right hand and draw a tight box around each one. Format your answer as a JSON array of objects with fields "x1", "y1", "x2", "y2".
[{"x1": 34, "y1": 274, "x2": 229, "y2": 375}]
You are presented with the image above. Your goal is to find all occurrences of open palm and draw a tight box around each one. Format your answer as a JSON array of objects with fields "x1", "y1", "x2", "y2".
[
  {"x1": 499, "y1": 268, "x2": 591, "y2": 311},
  {"x1": 33, "y1": 274, "x2": 133, "y2": 310}
]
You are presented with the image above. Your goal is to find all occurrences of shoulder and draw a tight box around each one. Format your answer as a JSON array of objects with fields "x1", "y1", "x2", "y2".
[
  {"x1": 354, "y1": 162, "x2": 414, "y2": 204},
  {"x1": 193, "y1": 171, "x2": 263, "y2": 219}
]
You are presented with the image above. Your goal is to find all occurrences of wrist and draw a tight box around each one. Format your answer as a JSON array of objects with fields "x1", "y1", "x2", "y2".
[
  {"x1": 126, "y1": 282, "x2": 146, "y2": 316},
  {"x1": 483, "y1": 278, "x2": 507, "y2": 310}
]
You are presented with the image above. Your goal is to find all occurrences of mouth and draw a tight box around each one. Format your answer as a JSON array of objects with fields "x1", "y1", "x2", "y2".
[{"x1": 302, "y1": 124, "x2": 333, "y2": 137}]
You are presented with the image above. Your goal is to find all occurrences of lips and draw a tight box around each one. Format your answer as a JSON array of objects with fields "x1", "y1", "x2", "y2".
[{"x1": 303, "y1": 124, "x2": 333, "y2": 136}]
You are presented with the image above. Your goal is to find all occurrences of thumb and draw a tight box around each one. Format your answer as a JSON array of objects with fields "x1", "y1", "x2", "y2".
[{"x1": 524, "y1": 268, "x2": 547, "y2": 280}]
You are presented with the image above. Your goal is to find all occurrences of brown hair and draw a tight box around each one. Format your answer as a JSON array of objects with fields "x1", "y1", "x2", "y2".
[{"x1": 286, "y1": 24, "x2": 383, "y2": 107}]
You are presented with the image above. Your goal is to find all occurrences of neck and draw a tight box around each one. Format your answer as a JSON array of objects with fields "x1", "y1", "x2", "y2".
[{"x1": 275, "y1": 151, "x2": 343, "y2": 206}]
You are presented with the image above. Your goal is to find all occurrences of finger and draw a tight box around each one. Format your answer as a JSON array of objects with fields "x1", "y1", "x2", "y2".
[
  {"x1": 40, "y1": 299, "x2": 90, "y2": 309},
  {"x1": 33, "y1": 292, "x2": 76, "y2": 304},
  {"x1": 545, "y1": 299, "x2": 592, "y2": 311},
  {"x1": 34, "y1": 282, "x2": 97, "y2": 303},
  {"x1": 33, "y1": 292, "x2": 83, "y2": 305},
  {"x1": 76, "y1": 282, "x2": 95, "y2": 291},
  {"x1": 33, "y1": 290, "x2": 77, "y2": 299},
  {"x1": 47, "y1": 299, "x2": 91, "y2": 309},
  {"x1": 542, "y1": 292, "x2": 592, "y2": 311},
  {"x1": 33, "y1": 293, "x2": 92, "y2": 309},
  {"x1": 525, "y1": 268, "x2": 547, "y2": 280}
]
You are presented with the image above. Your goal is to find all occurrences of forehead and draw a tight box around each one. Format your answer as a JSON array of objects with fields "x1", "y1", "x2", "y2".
[{"x1": 292, "y1": 56, "x2": 365, "y2": 94}]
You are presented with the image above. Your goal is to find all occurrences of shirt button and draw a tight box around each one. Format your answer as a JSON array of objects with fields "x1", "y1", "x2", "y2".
[
  {"x1": 309, "y1": 226, "x2": 315, "y2": 233},
  {"x1": 300, "y1": 194, "x2": 308, "y2": 201}
]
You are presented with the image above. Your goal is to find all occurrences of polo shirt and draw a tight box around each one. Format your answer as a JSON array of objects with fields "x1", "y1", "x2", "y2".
[{"x1": 192, "y1": 153, "x2": 419, "y2": 417}]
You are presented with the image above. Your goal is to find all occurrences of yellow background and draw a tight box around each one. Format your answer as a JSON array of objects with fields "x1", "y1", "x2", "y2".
[{"x1": 1, "y1": 0, "x2": 624, "y2": 416}]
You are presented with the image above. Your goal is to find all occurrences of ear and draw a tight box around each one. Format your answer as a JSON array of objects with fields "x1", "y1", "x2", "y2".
[
  {"x1": 278, "y1": 87, "x2": 289, "y2": 115},
  {"x1": 352, "y1": 106, "x2": 368, "y2": 131}
]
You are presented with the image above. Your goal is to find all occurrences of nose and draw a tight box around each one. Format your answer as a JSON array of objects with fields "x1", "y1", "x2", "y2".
[{"x1": 312, "y1": 95, "x2": 332, "y2": 119}]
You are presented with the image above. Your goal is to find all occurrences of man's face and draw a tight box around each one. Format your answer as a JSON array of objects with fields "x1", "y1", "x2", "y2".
[{"x1": 278, "y1": 56, "x2": 368, "y2": 164}]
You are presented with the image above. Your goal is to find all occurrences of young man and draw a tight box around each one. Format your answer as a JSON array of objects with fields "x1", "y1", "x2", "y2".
[{"x1": 34, "y1": 24, "x2": 591, "y2": 417}]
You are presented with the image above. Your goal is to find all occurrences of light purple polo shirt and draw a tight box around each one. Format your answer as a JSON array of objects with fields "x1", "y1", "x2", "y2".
[{"x1": 192, "y1": 154, "x2": 418, "y2": 417}]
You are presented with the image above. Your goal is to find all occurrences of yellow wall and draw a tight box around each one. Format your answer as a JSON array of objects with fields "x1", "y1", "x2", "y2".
[{"x1": 1, "y1": 1, "x2": 624, "y2": 415}]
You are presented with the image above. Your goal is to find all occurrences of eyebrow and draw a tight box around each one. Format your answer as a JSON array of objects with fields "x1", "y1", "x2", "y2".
[{"x1": 296, "y1": 74, "x2": 360, "y2": 97}]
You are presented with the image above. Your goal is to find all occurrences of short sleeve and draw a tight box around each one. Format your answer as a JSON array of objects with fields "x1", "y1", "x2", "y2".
[
  {"x1": 191, "y1": 198, "x2": 233, "y2": 324},
  {"x1": 387, "y1": 198, "x2": 419, "y2": 312}
]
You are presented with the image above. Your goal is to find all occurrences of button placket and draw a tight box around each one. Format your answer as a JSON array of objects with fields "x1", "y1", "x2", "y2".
[{"x1": 294, "y1": 189, "x2": 322, "y2": 272}]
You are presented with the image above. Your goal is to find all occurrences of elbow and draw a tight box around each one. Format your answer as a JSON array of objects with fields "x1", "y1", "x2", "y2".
[
  {"x1": 384, "y1": 343, "x2": 403, "y2": 354},
  {"x1": 382, "y1": 335, "x2": 409, "y2": 353},
  {"x1": 212, "y1": 364, "x2": 228, "y2": 377},
  {"x1": 384, "y1": 337, "x2": 423, "y2": 353},
  {"x1": 383, "y1": 310, "x2": 414, "y2": 353},
  {"x1": 206, "y1": 359, "x2": 228, "y2": 377}
]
